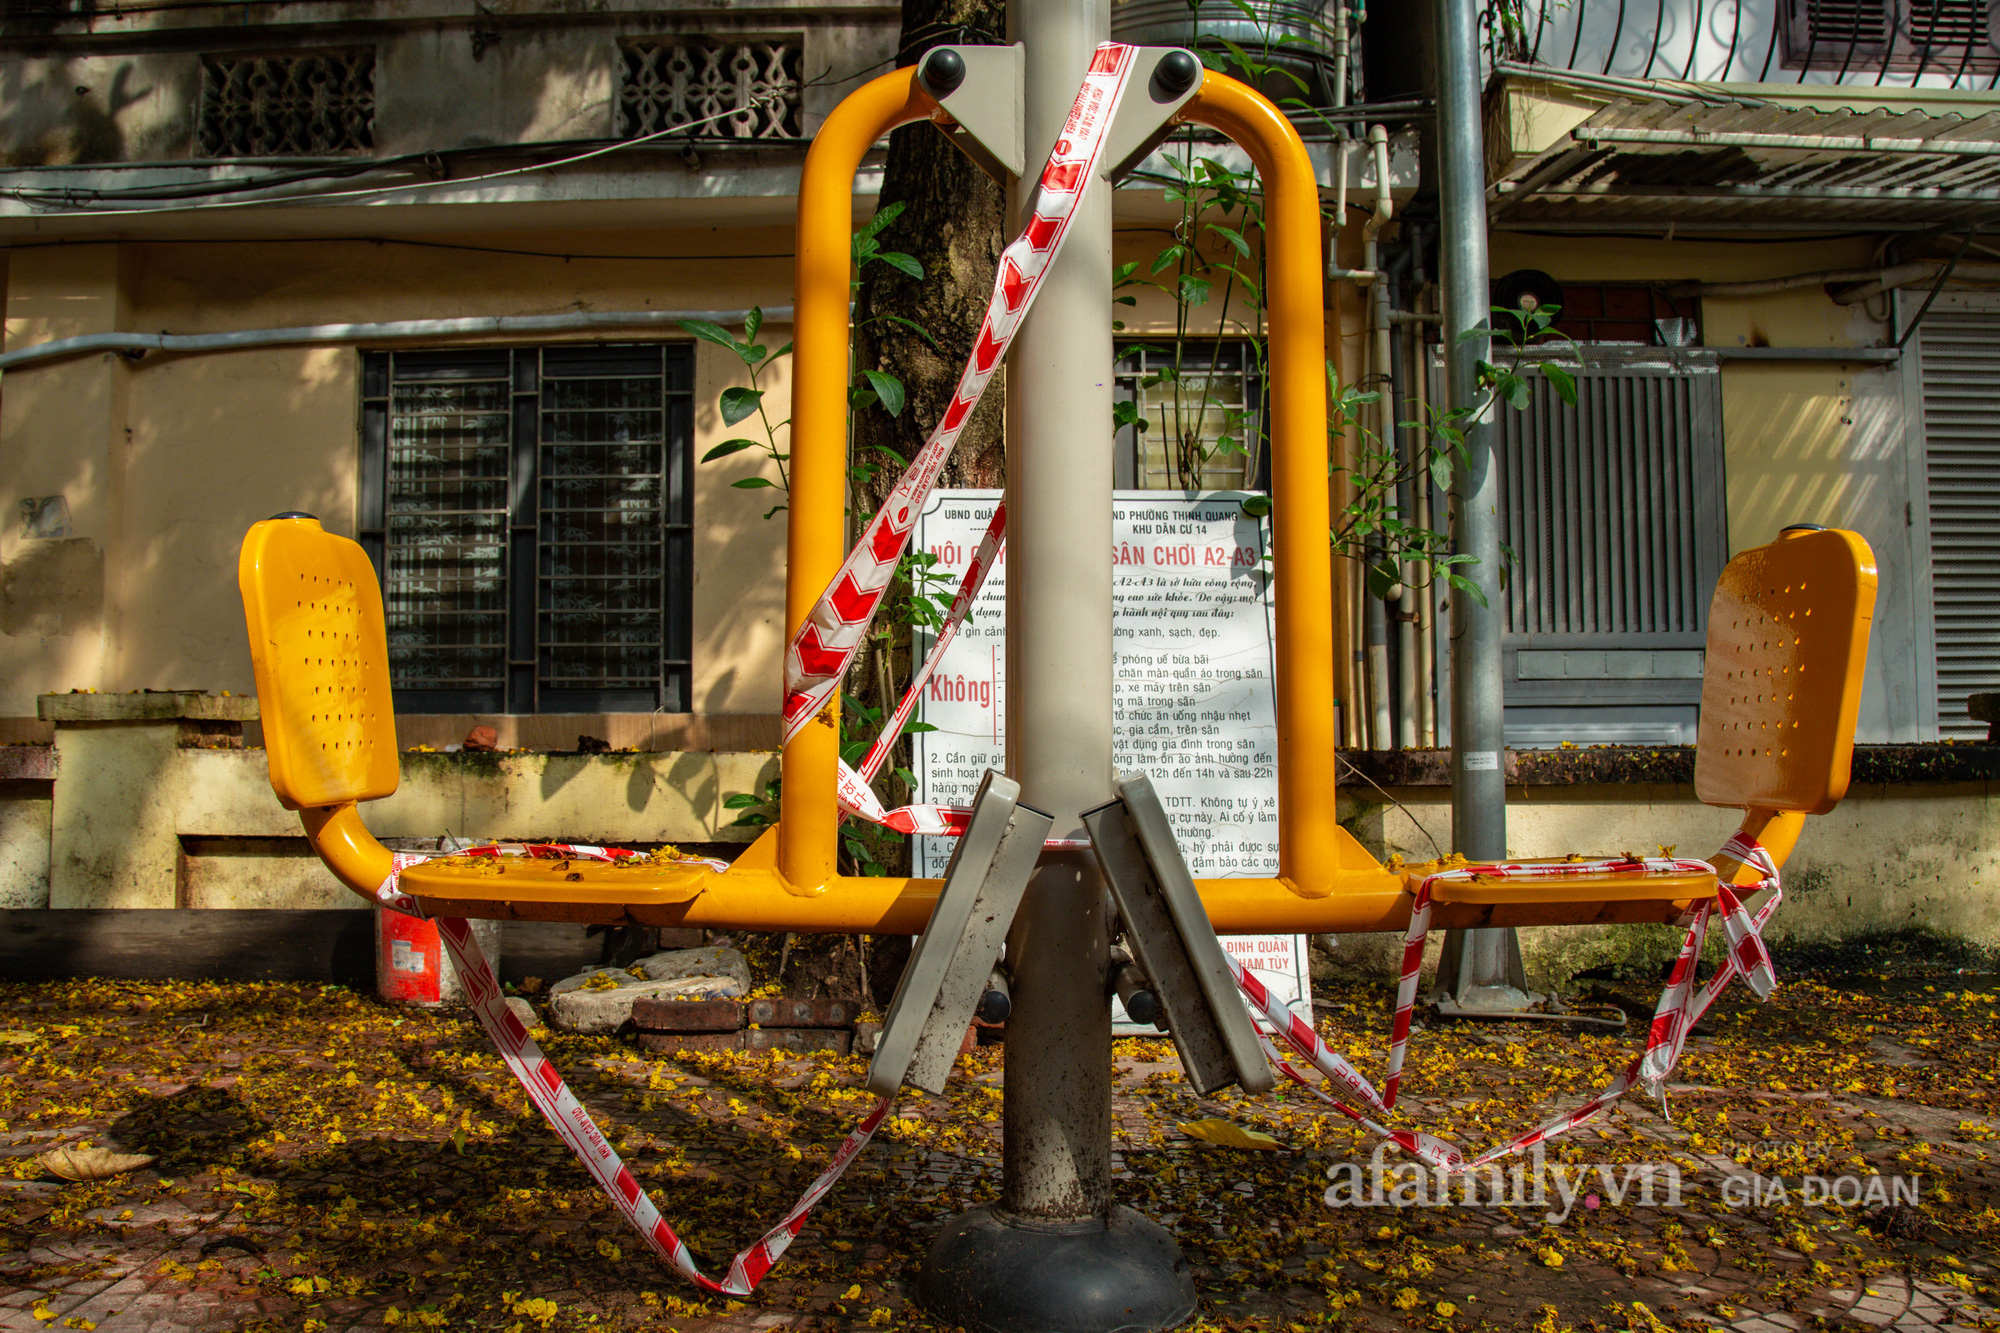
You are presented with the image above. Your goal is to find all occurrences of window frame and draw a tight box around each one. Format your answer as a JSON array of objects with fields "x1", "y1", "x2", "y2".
[
  {"x1": 358, "y1": 342, "x2": 696, "y2": 716},
  {"x1": 1113, "y1": 339, "x2": 1271, "y2": 492}
]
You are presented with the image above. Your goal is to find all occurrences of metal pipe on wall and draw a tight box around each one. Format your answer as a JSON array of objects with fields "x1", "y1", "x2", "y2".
[{"x1": 1362, "y1": 123, "x2": 1396, "y2": 752}]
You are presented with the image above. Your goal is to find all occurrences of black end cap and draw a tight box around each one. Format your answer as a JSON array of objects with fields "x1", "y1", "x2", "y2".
[
  {"x1": 920, "y1": 47, "x2": 966, "y2": 97},
  {"x1": 268, "y1": 511, "x2": 319, "y2": 521},
  {"x1": 975, "y1": 988, "x2": 1011, "y2": 1024},
  {"x1": 1154, "y1": 50, "x2": 1202, "y2": 99}
]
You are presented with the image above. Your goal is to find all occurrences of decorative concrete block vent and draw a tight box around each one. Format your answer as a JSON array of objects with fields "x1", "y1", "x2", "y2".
[{"x1": 630, "y1": 995, "x2": 863, "y2": 1056}]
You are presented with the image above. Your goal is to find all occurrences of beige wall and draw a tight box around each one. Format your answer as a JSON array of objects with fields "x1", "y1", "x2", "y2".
[
  {"x1": 0, "y1": 230, "x2": 797, "y2": 718},
  {"x1": 1334, "y1": 779, "x2": 2000, "y2": 986},
  {"x1": 1487, "y1": 233, "x2": 1928, "y2": 740},
  {"x1": 1, "y1": 8, "x2": 895, "y2": 167}
]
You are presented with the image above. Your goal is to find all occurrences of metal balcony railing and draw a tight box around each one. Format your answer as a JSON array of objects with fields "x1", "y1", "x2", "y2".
[{"x1": 1493, "y1": 0, "x2": 2000, "y2": 91}]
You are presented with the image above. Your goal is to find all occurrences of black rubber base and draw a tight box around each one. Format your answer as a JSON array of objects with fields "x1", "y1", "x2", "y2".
[{"x1": 914, "y1": 1205, "x2": 1196, "y2": 1333}]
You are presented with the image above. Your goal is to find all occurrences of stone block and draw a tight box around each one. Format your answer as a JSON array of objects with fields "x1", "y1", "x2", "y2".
[
  {"x1": 548, "y1": 968, "x2": 746, "y2": 1035},
  {"x1": 631, "y1": 945, "x2": 752, "y2": 993}
]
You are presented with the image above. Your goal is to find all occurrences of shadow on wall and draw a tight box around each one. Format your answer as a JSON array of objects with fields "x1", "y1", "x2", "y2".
[{"x1": 0, "y1": 56, "x2": 190, "y2": 165}]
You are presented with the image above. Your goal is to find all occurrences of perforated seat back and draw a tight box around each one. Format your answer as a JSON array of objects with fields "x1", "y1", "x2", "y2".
[
  {"x1": 238, "y1": 515, "x2": 400, "y2": 810},
  {"x1": 1695, "y1": 527, "x2": 1876, "y2": 815}
]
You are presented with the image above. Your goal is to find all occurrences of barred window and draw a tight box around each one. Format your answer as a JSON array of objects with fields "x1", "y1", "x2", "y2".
[
  {"x1": 359, "y1": 344, "x2": 695, "y2": 714},
  {"x1": 196, "y1": 50, "x2": 375, "y2": 157},
  {"x1": 617, "y1": 38, "x2": 803, "y2": 140},
  {"x1": 1114, "y1": 342, "x2": 1266, "y2": 491}
]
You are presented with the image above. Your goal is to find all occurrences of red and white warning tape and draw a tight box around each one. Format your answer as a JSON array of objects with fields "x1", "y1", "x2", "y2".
[
  {"x1": 347, "y1": 54, "x2": 1148, "y2": 1293},
  {"x1": 1233, "y1": 832, "x2": 1784, "y2": 1171},
  {"x1": 375, "y1": 846, "x2": 891, "y2": 1296},
  {"x1": 784, "y1": 44, "x2": 1140, "y2": 843}
]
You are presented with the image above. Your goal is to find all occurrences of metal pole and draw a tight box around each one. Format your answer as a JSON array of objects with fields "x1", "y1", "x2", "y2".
[
  {"x1": 915, "y1": 1, "x2": 1194, "y2": 1323},
  {"x1": 1434, "y1": 0, "x2": 1530, "y2": 1008},
  {"x1": 1000, "y1": 0, "x2": 1116, "y2": 1225}
]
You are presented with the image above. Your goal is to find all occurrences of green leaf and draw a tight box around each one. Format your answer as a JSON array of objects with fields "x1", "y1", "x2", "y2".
[
  {"x1": 1149, "y1": 245, "x2": 1186, "y2": 276},
  {"x1": 719, "y1": 385, "x2": 765, "y2": 426},
  {"x1": 743, "y1": 306, "x2": 763, "y2": 344},
  {"x1": 863, "y1": 369, "x2": 906, "y2": 417},
  {"x1": 678, "y1": 319, "x2": 747, "y2": 361},
  {"x1": 1206, "y1": 223, "x2": 1252, "y2": 257},
  {"x1": 770, "y1": 341, "x2": 794, "y2": 361},
  {"x1": 723, "y1": 792, "x2": 765, "y2": 809},
  {"x1": 905, "y1": 721, "x2": 938, "y2": 733},
  {"x1": 857, "y1": 200, "x2": 905, "y2": 244},
  {"x1": 731, "y1": 477, "x2": 777, "y2": 490},
  {"x1": 1178, "y1": 275, "x2": 1212, "y2": 306},
  {"x1": 1539, "y1": 362, "x2": 1578, "y2": 406},
  {"x1": 848, "y1": 385, "x2": 879, "y2": 411},
  {"x1": 701, "y1": 438, "x2": 762, "y2": 463},
  {"x1": 874, "y1": 313, "x2": 946, "y2": 354},
  {"x1": 876, "y1": 251, "x2": 925, "y2": 280},
  {"x1": 1240, "y1": 494, "x2": 1272, "y2": 518},
  {"x1": 1446, "y1": 572, "x2": 1490, "y2": 608}
]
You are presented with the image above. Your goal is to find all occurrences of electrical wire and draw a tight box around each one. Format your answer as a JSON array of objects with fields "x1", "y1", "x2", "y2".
[
  {"x1": 0, "y1": 235, "x2": 798, "y2": 262},
  {"x1": 5, "y1": 95, "x2": 788, "y2": 218}
]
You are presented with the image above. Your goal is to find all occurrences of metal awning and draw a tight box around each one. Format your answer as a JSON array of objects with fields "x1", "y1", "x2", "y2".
[{"x1": 1490, "y1": 96, "x2": 2000, "y2": 230}]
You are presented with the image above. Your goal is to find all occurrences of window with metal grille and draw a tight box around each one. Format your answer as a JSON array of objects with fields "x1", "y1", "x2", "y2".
[
  {"x1": 196, "y1": 50, "x2": 375, "y2": 157},
  {"x1": 359, "y1": 344, "x2": 694, "y2": 714},
  {"x1": 1432, "y1": 347, "x2": 1729, "y2": 746},
  {"x1": 1113, "y1": 342, "x2": 1267, "y2": 491},
  {"x1": 1917, "y1": 299, "x2": 2000, "y2": 739},
  {"x1": 1782, "y1": 0, "x2": 1999, "y2": 72},
  {"x1": 617, "y1": 38, "x2": 803, "y2": 140}
]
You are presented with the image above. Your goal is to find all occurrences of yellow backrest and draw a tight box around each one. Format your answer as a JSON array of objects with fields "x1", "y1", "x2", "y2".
[
  {"x1": 238, "y1": 514, "x2": 400, "y2": 810},
  {"x1": 1696, "y1": 526, "x2": 1877, "y2": 815}
]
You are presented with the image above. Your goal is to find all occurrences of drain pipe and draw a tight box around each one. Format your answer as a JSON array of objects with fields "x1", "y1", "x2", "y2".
[
  {"x1": 0, "y1": 307, "x2": 785, "y2": 373},
  {"x1": 1332, "y1": 0, "x2": 1352, "y2": 223},
  {"x1": 1385, "y1": 249, "x2": 1421, "y2": 751},
  {"x1": 1362, "y1": 123, "x2": 1396, "y2": 752}
]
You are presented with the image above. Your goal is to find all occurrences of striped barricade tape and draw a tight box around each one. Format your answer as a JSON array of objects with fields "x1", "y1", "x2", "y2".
[
  {"x1": 369, "y1": 833, "x2": 1781, "y2": 1289},
  {"x1": 781, "y1": 43, "x2": 1139, "y2": 844},
  {"x1": 1231, "y1": 834, "x2": 1784, "y2": 1171}
]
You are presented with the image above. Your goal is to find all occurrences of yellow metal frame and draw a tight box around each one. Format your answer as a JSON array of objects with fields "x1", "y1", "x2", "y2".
[{"x1": 242, "y1": 68, "x2": 1876, "y2": 937}]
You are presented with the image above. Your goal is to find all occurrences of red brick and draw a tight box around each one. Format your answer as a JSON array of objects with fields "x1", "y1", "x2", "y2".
[
  {"x1": 628, "y1": 997, "x2": 744, "y2": 1032},
  {"x1": 746, "y1": 997, "x2": 858, "y2": 1029}
]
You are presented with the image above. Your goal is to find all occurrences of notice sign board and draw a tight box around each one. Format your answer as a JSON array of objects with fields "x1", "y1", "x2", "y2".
[{"x1": 911, "y1": 489, "x2": 1311, "y2": 1028}]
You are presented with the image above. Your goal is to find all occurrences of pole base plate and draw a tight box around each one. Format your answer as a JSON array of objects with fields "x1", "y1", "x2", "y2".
[{"x1": 915, "y1": 1205, "x2": 1196, "y2": 1333}]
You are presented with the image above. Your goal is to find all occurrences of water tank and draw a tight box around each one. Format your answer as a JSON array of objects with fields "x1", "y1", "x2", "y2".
[{"x1": 1111, "y1": 0, "x2": 1341, "y2": 107}]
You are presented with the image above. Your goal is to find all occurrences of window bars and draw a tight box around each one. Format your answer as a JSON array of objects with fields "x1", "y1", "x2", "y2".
[
  {"x1": 617, "y1": 38, "x2": 804, "y2": 140},
  {"x1": 359, "y1": 344, "x2": 695, "y2": 715},
  {"x1": 1114, "y1": 342, "x2": 1267, "y2": 492},
  {"x1": 197, "y1": 50, "x2": 376, "y2": 157}
]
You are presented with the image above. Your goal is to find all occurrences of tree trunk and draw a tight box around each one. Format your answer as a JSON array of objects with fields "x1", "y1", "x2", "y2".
[
  {"x1": 778, "y1": 0, "x2": 1009, "y2": 991},
  {"x1": 853, "y1": 0, "x2": 1010, "y2": 507}
]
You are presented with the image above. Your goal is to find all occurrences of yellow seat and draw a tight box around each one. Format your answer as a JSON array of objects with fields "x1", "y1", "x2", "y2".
[{"x1": 1406, "y1": 525, "x2": 1877, "y2": 928}]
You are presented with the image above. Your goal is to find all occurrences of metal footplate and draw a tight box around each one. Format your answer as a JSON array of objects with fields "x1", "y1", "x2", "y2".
[
  {"x1": 1083, "y1": 773, "x2": 1274, "y2": 1097},
  {"x1": 866, "y1": 770, "x2": 1052, "y2": 1096}
]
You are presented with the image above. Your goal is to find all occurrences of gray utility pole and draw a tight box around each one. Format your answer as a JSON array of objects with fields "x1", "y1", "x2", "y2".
[
  {"x1": 1433, "y1": 0, "x2": 1532, "y2": 1009},
  {"x1": 913, "y1": 0, "x2": 1198, "y2": 1325}
]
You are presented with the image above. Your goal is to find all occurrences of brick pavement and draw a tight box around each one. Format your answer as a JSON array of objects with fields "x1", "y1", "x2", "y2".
[{"x1": 1, "y1": 975, "x2": 1994, "y2": 1332}]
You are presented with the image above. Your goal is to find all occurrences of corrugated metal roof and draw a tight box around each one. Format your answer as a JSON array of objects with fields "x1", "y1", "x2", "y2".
[{"x1": 1490, "y1": 95, "x2": 2000, "y2": 228}]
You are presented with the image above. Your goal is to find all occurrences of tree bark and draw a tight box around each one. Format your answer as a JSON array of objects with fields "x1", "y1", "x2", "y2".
[{"x1": 852, "y1": 0, "x2": 1009, "y2": 507}]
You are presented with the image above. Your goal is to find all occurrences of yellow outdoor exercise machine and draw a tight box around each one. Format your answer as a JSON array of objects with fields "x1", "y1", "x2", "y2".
[{"x1": 239, "y1": 18, "x2": 1879, "y2": 1329}]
